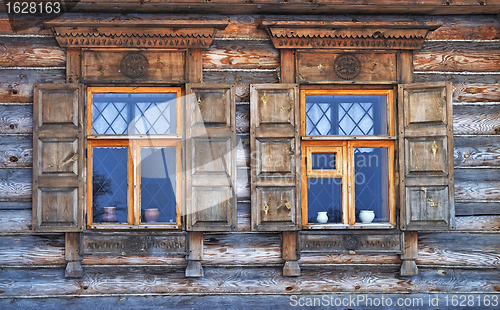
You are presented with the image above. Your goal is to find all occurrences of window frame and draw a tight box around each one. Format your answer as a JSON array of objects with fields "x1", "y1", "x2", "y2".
[
  {"x1": 86, "y1": 86, "x2": 183, "y2": 230},
  {"x1": 300, "y1": 88, "x2": 396, "y2": 229}
]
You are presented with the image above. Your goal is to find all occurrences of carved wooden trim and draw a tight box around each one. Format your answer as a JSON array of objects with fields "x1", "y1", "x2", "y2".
[
  {"x1": 300, "y1": 231, "x2": 403, "y2": 254},
  {"x1": 45, "y1": 21, "x2": 228, "y2": 48},
  {"x1": 260, "y1": 22, "x2": 440, "y2": 50},
  {"x1": 81, "y1": 232, "x2": 187, "y2": 256}
]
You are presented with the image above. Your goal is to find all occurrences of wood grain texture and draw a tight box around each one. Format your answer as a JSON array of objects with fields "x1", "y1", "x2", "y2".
[
  {"x1": 454, "y1": 136, "x2": 500, "y2": 168},
  {"x1": 0, "y1": 235, "x2": 65, "y2": 266},
  {"x1": 0, "y1": 168, "x2": 31, "y2": 200},
  {"x1": 455, "y1": 168, "x2": 500, "y2": 201},
  {"x1": 0, "y1": 105, "x2": 33, "y2": 134},
  {"x1": 0, "y1": 70, "x2": 65, "y2": 103},
  {"x1": 454, "y1": 105, "x2": 500, "y2": 135},
  {"x1": 0, "y1": 37, "x2": 65, "y2": 67},
  {"x1": 456, "y1": 201, "x2": 500, "y2": 216},
  {"x1": 0, "y1": 135, "x2": 32, "y2": 168},
  {"x1": 204, "y1": 40, "x2": 278, "y2": 70},
  {"x1": 415, "y1": 73, "x2": 500, "y2": 85},
  {"x1": 203, "y1": 70, "x2": 279, "y2": 103},
  {"x1": 415, "y1": 41, "x2": 500, "y2": 73},
  {"x1": 454, "y1": 84, "x2": 500, "y2": 103},
  {"x1": 1, "y1": 265, "x2": 500, "y2": 297}
]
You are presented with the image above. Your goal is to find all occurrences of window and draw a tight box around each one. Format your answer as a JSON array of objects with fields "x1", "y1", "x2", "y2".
[
  {"x1": 300, "y1": 89, "x2": 396, "y2": 228},
  {"x1": 86, "y1": 87, "x2": 182, "y2": 229}
]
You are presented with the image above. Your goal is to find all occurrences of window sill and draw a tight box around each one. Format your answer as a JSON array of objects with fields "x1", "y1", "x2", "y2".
[
  {"x1": 88, "y1": 224, "x2": 182, "y2": 230},
  {"x1": 301, "y1": 135, "x2": 396, "y2": 141},
  {"x1": 304, "y1": 223, "x2": 396, "y2": 230}
]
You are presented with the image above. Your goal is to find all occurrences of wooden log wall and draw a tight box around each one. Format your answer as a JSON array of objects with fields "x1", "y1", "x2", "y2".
[{"x1": 0, "y1": 13, "x2": 499, "y2": 307}]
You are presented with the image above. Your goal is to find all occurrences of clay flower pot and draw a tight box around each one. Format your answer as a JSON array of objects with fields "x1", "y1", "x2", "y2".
[
  {"x1": 359, "y1": 210, "x2": 375, "y2": 223},
  {"x1": 145, "y1": 208, "x2": 160, "y2": 223},
  {"x1": 102, "y1": 207, "x2": 116, "y2": 222},
  {"x1": 316, "y1": 211, "x2": 328, "y2": 223}
]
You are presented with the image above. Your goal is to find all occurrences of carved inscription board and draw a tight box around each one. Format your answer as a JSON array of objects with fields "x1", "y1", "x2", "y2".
[
  {"x1": 297, "y1": 51, "x2": 397, "y2": 83},
  {"x1": 82, "y1": 233, "x2": 187, "y2": 255},
  {"x1": 300, "y1": 232, "x2": 403, "y2": 254},
  {"x1": 82, "y1": 49, "x2": 186, "y2": 83}
]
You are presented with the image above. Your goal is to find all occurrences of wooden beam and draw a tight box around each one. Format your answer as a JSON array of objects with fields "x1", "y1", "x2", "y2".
[
  {"x1": 282, "y1": 231, "x2": 300, "y2": 277},
  {"x1": 64, "y1": 232, "x2": 83, "y2": 278},
  {"x1": 186, "y1": 231, "x2": 203, "y2": 277}
]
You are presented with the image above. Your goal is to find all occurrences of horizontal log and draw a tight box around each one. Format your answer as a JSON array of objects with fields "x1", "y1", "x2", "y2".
[
  {"x1": 2, "y1": 265, "x2": 500, "y2": 297},
  {"x1": 0, "y1": 69, "x2": 65, "y2": 103},
  {"x1": 454, "y1": 105, "x2": 500, "y2": 135},
  {"x1": 0, "y1": 209, "x2": 31, "y2": 233},
  {"x1": 0, "y1": 37, "x2": 65, "y2": 67},
  {"x1": 454, "y1": 84, "x2": 500, "y2": 103},
  {"x1": 0, "y1": 135, "x2": 32, "y2": 168},
  {"x1": 0, "y1": 234, "x2": 65, "y2": 266},
  {"x1": 203, "y1": 69, "x2": 278, "y2": 102},
  {"x1": 456, "y1": 216, "x2": 500, "y2": 232},
  {"x1": 456, "y1": 201, "x2": 500, "y2": 216},
  {"x1": 0, "y1": 168, "x2": 31, "y2": 200},
  {"x1": 0, "y1": 201, "x2": 31, "y2": 210},
  {"x1": 205, "y1": 40, "x2": 278, "y2": 70},
  {"x1": 0, "y1": 105, "x2": 33, "y2": 134},
  {"x1": 455, "y1": 168, "x2": 500, "y2": 201},
  {"x1": 415, "y1": 73, "x2": 500, "y2": 85},
  {"x1": 415, "y1": 41, "x2": 500, "y2": 73},
  {"x1": 454, "y1": 136, "x2": 500, "y2": 168}
]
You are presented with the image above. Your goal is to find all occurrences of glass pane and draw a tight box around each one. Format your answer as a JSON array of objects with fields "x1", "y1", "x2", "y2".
[
  {"x1": 306, "y1": 95, "x2": 387, "y2": 136},
  {"x1": 93, "y1": 93, "x2": 177, "y2": 135},
  {"x1": 140, "y1": 147, "x2": 177, "y2": 224},
  {"x1": 354, "y1": 147, "x2": 389, "y2": 223},
  {"x1": 311, "y1": 153, "x2": 336, "y2": 170},
  {"x1": 92, "y1": 147, "x2": 128, "y2": 223},
  {"x1": 307, "y1": 178, "x2": 342, "y2": 224}
]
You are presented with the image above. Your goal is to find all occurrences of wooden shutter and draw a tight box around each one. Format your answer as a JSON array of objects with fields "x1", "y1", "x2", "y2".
[
  {"x1": 185, "y1": 84, "x2": 236, "y2": 231},
  {"x1": 32, "y1": 84, "x2": 85, "y2": 232},
  {"x1": 250, "y1": 84, "x2": 300, "y2": 231},
  {"x1": 399, "y1": 82, "x2": 455, "y2": 230}
]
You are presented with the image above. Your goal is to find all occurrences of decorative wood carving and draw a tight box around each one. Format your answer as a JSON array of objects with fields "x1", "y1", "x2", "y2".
[
  {"x1": 333, "y1": 53, "x2": 361, "y2": 80},
  {"x1": 120, "y1": 52, "x2": 149, "y2": 78},
  {"x1": 300, "y1": 232, "x2": 403, "y2": 254},
  {"x1": 260, "y1": 21, "x2": 441, "y2": 50},
  {"x1": 44, "y1": 21, "x2": 228, "y2": 49}
]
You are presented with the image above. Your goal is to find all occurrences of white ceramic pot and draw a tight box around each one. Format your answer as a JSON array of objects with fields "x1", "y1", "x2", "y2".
[
  {"x1": 359, "y1": 210, "x2": 375, "y2": 223},
  {"x1": 317, "y1": 211, "x2": 328, "y2": 223},
  {"x1": 145, "y1": 208, "x2": 160, "y2": 223}
]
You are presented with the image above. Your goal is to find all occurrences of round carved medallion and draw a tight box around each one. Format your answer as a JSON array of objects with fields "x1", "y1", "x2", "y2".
[
  {"x1": 120, "y1": 52, "x2": 149, "y2": 78},
  {"x1": 343, "y1": 235, "x2": 360, "y2": 251},
  {"x1": 126, "y1": 236, "x2": 145, "y2": 252},
  {"x1": 333, "y1": 53, "x2": 361, "y2": 80}
]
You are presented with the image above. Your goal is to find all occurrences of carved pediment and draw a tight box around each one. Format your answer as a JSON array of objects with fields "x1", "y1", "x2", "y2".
[
  {"x1": 45, "y1": 20, "x2": 228, "y2": 48},
  {"x1": 260, "y1": 21, "x2": 441, "y2": 50}
]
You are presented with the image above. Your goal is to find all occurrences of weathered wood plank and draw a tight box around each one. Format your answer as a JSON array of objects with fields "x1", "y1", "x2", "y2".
[
  {"x1": 204, "y1": 40, "x2": 278, "y2": 70},
  {"x1": 0, "y1": 135, "x2": 32, "y2": 168},
  {"x1": 0, "y1": 235, "x2": 65, "y2": 266},
  {"x1": 415, "y1": 42, "x2": 500, "y2": 73},
  {"x1": 0, "y1": 209, "x2": 31, "y2": 233},
  {"x1": 0, "y1": 105, "x2": 33, "y2": 134},
  {"x1": 455, "y1": 168, "x2": 500, "y2": 202},
  {"x1": 456, "y1": 201, "x2": 500, "y2": 216},
  {"x1": 454, "y1": 106, "x2": 500, "y2": 135},
  {"x1": 0, "y1": 168, "x2": 31, "y2": 200},
  {"x1": 203, "y1": 70, "x2": 278, "y2": 103},
  {"x1": 454, "y1": 136, "x2": 500, "y2": 168},
  {"x1": 0, "y1": 201, "x2": 31, "y2": 210},
  {"x1": 415, "y1": 73, "x2": 500, "y2": 85},
  {"x1": 0, "y1": 69, "x2": 65, "y2": 103},
  {"x1": 4, "y1": 293, "x2": 500, "y2": 310},
  {"x1": 454, "y1": 84, "x2": 500, "y2": 103},
  {"x1": 0, "y1": 37, "x2": 65, "y2": 67},
  {"x1": 1, "y1": 265, "x2": 500, "y2": 297},
  {"x1": 456, "y1": 215, "x2": 500, "y2": 231}
]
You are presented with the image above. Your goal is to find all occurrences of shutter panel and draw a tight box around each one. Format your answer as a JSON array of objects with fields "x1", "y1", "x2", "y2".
[
  {"x1": 250, "y1": 84, "x2": 300, "y2": 231},
  {"x1": 185, "y1": 84, "x2": 236, "y2": 231},
  {"x1": 399, "y1": 82, "x2": 455, "y2": 230},
  {"x1": 32, "y1": 84, "x2": 85, "y2": 232}
]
